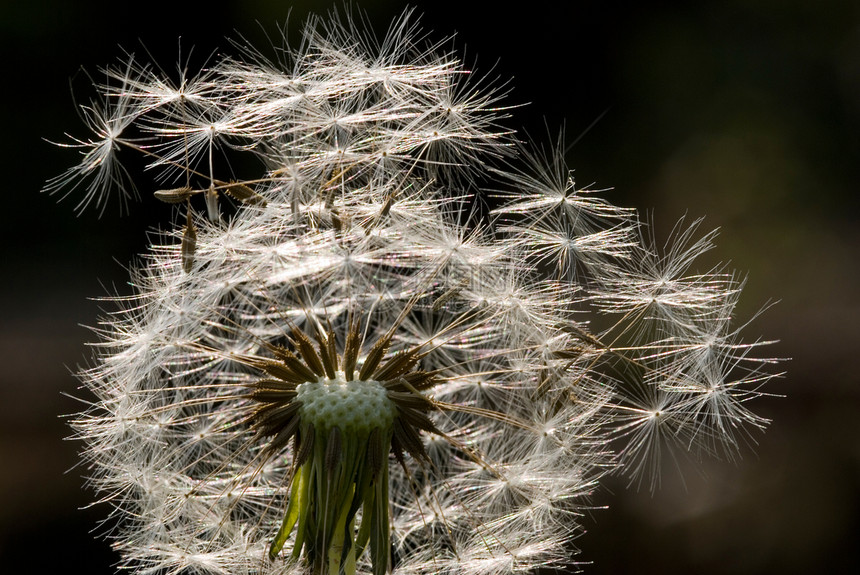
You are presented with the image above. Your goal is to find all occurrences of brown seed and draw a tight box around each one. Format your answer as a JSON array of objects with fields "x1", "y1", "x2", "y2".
[
  {"x1": 265, "y1": 412, "x2": 302, "y2": 455},
  {"x1": 181, "y1": 208, "x2": 197, "y2": 273},
  {"x1": 342, "y1": 317, "x2": 362, "y2": 381},
  {"x1": 267, "y1": 345, "x2": 319, "y2": 382},
  {"x1": 359, "y1": 333, "x2": 392, "y2": 381},
  {"x1": 256, "y1": 359, "x2": 309, "y2": 385},
  {"x1": 322, "y1": 328, "x2": 339, "y2": 379},
  {"x1": 224, "y1": 181, "x2": 267, "y2": 206},
  {"x1": 397, "y1": 406, "x2": 440, "y2": 434},
  {"x1": 387, "y1": 390, "x2": 434, "y2": 412},
  {"x1": 251, "y1": 388, "x2": 298, "y2": 403},
  {"x1": 384, "y1": 370, "x2": 441, "y2": 392},
  {"x1": 291, "y1": 328, "x2": 325, "y2": 377},
  {"x1": 432, "y1": 277, "x2": 469, "y2": 312},
  {"x1": 253, "y1": 401, "x2": 302, "y2": 434},
  {"x1": 393, "y1": 417, "x2": 429, "y2": 463},
  {"x1": 154, "y1": 186, "x2": 198, "y2": 203},
  {"x1": 373, "y1": 347, "x2": 426, "y2": 382}
]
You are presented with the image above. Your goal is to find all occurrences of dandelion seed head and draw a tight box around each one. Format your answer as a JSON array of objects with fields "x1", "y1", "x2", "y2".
[{"x1": 49, "y1": 8, "x2": 783, "y2": 575}]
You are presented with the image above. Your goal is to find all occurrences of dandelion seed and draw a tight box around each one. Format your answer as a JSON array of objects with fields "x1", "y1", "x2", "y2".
[
  {"x1": 155, "y1": 186, "x2": 198, "y2": 203},
  {"x1": 44, "y1": 65, "x2": 142, "y2": 215}
]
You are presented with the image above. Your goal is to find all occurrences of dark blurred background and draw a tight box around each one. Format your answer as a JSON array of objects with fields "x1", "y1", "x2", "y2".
[{"x1": 1, "y1": 0, "x2": 858, "y2": 573}]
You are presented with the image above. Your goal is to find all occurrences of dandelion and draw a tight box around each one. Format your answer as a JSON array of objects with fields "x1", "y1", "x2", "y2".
[{"x1": 49, "y1": 9, "x2": 782, "y2": 575}]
